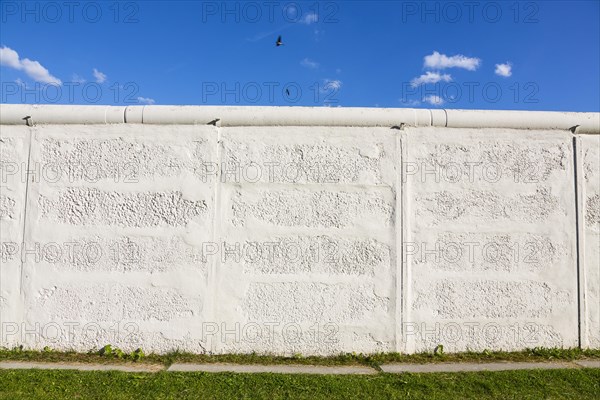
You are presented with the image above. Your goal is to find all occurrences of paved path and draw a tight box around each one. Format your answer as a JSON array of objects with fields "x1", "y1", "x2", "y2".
[
  {"x1": 1, "y1": 360, "x2": 598, "y2": 374},
  {"x1": 574, "y1": 360, "x2": 600, "y2": 368},
  {"x1": 380, "y1": 362, "x2": 576, "y2": 373},
  {"x1": 0, "y1": 361, "x2": 162, "y2": 372},
  {"x1": 168, "y1": 363, "x2": 376, "y2": 374}
]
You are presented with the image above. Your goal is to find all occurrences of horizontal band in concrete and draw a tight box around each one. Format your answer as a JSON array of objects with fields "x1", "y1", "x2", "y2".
[
  {"x1": 380, "y1": 362, "x2": 578, "y2": 373},
  {"x1": 167, "y1": 363, "x2": 377, "y2": 374},
  {"x1": 1, "y1": 104, "x2": 598, "y2": 133}
]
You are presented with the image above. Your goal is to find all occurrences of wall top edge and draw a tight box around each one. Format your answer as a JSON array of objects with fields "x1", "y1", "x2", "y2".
[{"x1": 1, "y1": 104, "x2": 598, "y2": 134}]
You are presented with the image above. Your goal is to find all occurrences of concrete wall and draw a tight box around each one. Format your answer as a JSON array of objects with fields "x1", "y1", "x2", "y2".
[{"x1": 0, "y1": 105, "x2": 598, "y2": 355}]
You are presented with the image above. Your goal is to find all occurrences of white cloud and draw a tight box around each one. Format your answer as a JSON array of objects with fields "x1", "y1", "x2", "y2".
[
  {"x1": 302, "y1": 12, "x2": 318, "y2": 24},
  {"x1": 424, "y1": 51, "x2": 481, "y2": 71},
  {"x1": 423, "y1": 95, "x2": 444, "y2": 106},
  {"x1": 400, "y1": 99, "x2": 421, "y2": 106},
  {"x1": 0, "y1": 46, "x2": 20, "y2": 68},
  {"x1": 323, "y1": 79, "x2": 342, "y2": 91},
  {"x1": 15, "y1": 78, "x2": 26, "y2": 87},
  {"x1": 495, "y1": 62, "x2": 512, "y2": 77},
  {"x1": 21, "y1": 59, "x2": 61, "y2": 84},
  {"x1": 0, "y1": 46, "x2": 61, "y2": 84},
  {"x1": 410, "y1": 71, "x2": 452, "y2": 87},
  {"x1": 93, "y1": 68, "x2": 107, "y2": 83},
  {"x1": 71, "y1": 73, "x2": 86, "y2": 84},
  {"x1": 313, "y1": 28, "x2": 323, "y2": 42},
  {"x1": 137, "y1": 96, "x2": 155, "y2": 105},
  {"x1": 300, "y1": 58, "x2": 319, "y2": 69}
]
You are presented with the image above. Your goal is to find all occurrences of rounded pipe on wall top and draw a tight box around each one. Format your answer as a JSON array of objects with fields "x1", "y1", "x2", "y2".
[
  {"x1": 0, "y1": 104, "x2": 127, "y2": 125},
  {"x1": 0, "y1": 104, "x2": 598, "y2": 133},
  {"x1": 444, "y1": 109, "x2": 600, "y2": 134},
  {"x1": 138, "y1": 105, "x2": 434, "y2": 127}
]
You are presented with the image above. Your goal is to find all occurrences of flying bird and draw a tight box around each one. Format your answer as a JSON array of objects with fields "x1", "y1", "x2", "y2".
[
  {"x1": 285, "y1": 89, "x2": 290, "y2": 96},
  {"x1": 276, "y1": 35, "x2": 284, "y2": 46}
]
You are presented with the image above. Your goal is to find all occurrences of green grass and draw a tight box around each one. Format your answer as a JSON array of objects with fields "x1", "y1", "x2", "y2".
[
  {"x1": 1, "y1": 346, "x2": 599, "y2": 369},
  {"x1": 0, "y1": 368, "x2": 599, "y2": 399}
]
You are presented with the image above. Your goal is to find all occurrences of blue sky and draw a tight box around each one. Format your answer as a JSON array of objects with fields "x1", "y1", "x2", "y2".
[{"x1": 1, "y1": 0, "x2": 599, "y2": 111}]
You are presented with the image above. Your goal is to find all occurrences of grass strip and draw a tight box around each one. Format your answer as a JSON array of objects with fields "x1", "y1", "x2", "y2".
[{"x1": 0, "y1": 368, "x2": 599, "y2": 400}]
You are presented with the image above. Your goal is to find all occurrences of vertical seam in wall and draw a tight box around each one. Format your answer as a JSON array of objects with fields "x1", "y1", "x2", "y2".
[
  {"x1": 395, "y1": 131, "x2": 410, "y2": 353},
  {"x1": 19, "y1": 127, "x2": 33, "y2": 297},
  {"x1": 208, "y1": 125, "x2": 223, "y2": 353},
  {"x1": 394, "y1": 131, "x2": 402, "y2": 351},
  {"x1": 573, "y1": 135, "x2": 586, "y2": 348},
  {"x1": 402, "y1": 131, "x2": 411, "y2": 353}
]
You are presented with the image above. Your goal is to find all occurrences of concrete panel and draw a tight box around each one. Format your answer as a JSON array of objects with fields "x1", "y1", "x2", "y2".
[
  {"x1": 211, "y1": 127, "x2": 397, "y2": 355},
  {"x1": 404, "y1": 128, "x2": 579, "y2": 353},
  {"x1": 581, "y1": 135, "x2": 600, "y2": 348},
  {"x1": 15, "y1": 124, "x2": 217, "y2": 353},
  {"x1": 0, "y1": 126, "x2": 30, "y2": 348}
]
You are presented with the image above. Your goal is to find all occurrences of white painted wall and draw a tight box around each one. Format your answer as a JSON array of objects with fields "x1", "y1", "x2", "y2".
[{"x1": 0, "y1": 105, "x2": 598, "y2": 355}]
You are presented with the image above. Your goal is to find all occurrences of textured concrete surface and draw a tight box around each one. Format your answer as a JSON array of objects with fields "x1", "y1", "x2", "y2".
[
  {"x1": 167, "y1": 363, "x2": 376, "y2": 374},
  {"x1": 404, "y1": 128, "x2": 579, "y2": 353},
  {"x1": 0, "y1": 126, "x2": 29, "y2": 349},
  {"x1": 0, "y1": 116, "x2": 598, "y2": 356},
  {"x1": 3, "y1": 124, "x2": 216, "y2": 354},
  {"x1": 211, "y1": 126, "x2": 396, "y2": 356},
  {"x1": 580, "y1": 135, "x2": 600, "y2": 348}
]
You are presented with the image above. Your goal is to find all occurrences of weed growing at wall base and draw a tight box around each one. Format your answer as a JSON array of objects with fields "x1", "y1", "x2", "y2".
[{"x1": 1, "y1": 346, "x2": 599, "y2": 366}]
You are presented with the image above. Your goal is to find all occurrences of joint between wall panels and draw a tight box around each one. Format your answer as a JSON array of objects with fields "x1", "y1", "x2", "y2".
[
  {"x1": 394, "y1": 132, "x2": 401, "y2": 352},
  {"x1": 395, "y1": 132, "x2": 410, "y2": 353},
  {"x1": 208, "y1": 125, "x2": 223, "y2": 353},
  {"x1": 574, "y1": 135, "x2": 586, "y2": 348},
  {"x1": 18, "y1": 128, "x2": 34, "y2": 298}
]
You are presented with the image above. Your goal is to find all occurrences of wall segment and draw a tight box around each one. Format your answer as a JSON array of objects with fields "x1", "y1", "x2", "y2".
[{"x1": 0, "y1": 105, "x2": 598, "y2": 355}]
